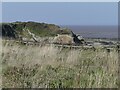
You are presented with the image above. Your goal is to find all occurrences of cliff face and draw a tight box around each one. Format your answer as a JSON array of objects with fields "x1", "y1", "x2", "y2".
[{"x1": 1, "y1": 23, "x2": 17, "y2": 38}]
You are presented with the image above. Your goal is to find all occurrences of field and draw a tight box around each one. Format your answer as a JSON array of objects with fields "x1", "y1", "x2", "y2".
[{"x1": 1, "y1": 39, "x2": 119, "y2": 88}]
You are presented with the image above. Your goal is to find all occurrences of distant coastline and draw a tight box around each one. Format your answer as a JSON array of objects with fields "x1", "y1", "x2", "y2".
[{"x1": 60, "y1": 25, "x2": 118, "y2": 39}]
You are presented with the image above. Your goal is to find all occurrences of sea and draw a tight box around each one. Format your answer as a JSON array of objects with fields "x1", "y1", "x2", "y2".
[{"x1": 61, "y1": 25, "x2": 118, "y2": 39}]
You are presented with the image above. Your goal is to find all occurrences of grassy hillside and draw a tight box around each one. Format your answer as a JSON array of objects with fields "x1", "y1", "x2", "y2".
[{"x1": 1, "y1": 21, "x2": 71, "y2": 39}]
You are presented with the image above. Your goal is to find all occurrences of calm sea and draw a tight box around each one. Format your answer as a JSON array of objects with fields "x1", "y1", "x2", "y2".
[{"x1": 61, "y1": 25, "x2": 118, "y2": 39}]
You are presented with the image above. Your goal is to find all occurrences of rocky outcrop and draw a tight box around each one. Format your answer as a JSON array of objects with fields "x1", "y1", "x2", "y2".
[
  {"x1": 71, "y1": 31, "x2": 85, "y2": 45},
  {"x1": 53, "y1": 31, "x2": 85, "y2": 45},
  {"x1": 25, "y1": 29, "x2": 38, "y2": 42},
  {"x1": 1, "y1": 22, "x2": 85, "y2": 45},
  {"x1": 2, "y1": 22, "x2": 71, "y2": 39},
  {"x1": 2, "y1": 24, "x2": 18, "y2": 39},
  {"x1": 53, "y1": 34, "x2": 74, "y2": 45}
]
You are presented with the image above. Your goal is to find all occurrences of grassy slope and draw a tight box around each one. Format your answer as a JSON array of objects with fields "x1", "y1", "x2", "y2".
[
  {"x1": 1, "y1": 40, "x2": 119, "y2": 88},
  {"x1": 1, "y1": 22, "x2": 71, "y2": 38}
]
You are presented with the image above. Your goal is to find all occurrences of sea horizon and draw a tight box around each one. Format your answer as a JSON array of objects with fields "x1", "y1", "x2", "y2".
[{"x1": 60, "y1": 25, "x2": 118, "y2": 39}]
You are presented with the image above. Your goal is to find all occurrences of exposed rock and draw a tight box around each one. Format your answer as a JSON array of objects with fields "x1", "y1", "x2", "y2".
[
  {"x1": 53, "y1": 34, "x2": 74, "y2": 45},
  {"x1": 26, "y1": 29, "x2": 38, "y2": 42},
  {"x1": 76, "y1": 34, "x2": 84, "y2": 40},
  {"x1": 1, "y1": 22, "x2": 85, "y2": 45},
  {"x1": 2, "y1": 22, "x2": 71, "y2": 39},
  {"x1": 53, "y1": 31, "x2": 85, "y2": 45},
  {"x1": 2, "y1": 24, "x2": 18, "y2": 39},
  {"x1": 70, "y1": 31, "x2": 84, "y2": 45}
]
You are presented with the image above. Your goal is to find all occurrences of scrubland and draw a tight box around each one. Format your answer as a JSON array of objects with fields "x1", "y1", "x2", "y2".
[{"x1": 1, "y1": 39, "x2": 119, "y2": 88}]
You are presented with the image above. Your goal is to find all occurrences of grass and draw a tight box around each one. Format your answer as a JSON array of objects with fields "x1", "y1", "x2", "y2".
[
  {"x1": 1, "y1": 39, "x2": 119, "y2": 88},
  {"x1": 2, "y1": 22, "x2": 71, "y2": 38},
  {"x1": 0, "y1": 38, "x2": 2, "y2": 88}
]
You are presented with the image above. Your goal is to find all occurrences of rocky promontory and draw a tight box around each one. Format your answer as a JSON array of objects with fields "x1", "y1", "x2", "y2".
[{"x1": 1, "y1": 21, "x2": 85, "y2": 45}]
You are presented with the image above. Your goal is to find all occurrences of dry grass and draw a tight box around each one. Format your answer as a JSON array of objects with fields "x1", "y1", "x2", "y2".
[
  {"x1": 1, "y1": 40, "x2": 119, "y2": 88},
  {"x1": 0, "y1": 38, "x2": 2, "y2": 88}
]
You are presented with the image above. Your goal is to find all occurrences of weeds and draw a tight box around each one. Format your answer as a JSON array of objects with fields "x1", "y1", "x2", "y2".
[{"x1": 1, "y1": 40, "x2": 119, "y2": 88}]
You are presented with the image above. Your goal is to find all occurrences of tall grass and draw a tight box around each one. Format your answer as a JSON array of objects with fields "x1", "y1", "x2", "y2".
[
  {"x1": 0, "y1": 38, "x2": 2, "y2": 88},
  {"x1": 1, "y1": 40, "x2": 119, "y2": 88}
]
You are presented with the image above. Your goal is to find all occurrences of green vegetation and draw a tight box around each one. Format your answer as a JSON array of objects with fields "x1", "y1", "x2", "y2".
[
  {"x1": 1, "y1": 39, "x2": 119, "y2": 88},
  {"x1": 1, "y1": 21, "x2": 119, "y2": 88},
  {"x1": 2, "y1": 21, "x2": 71, "y2": 38}
]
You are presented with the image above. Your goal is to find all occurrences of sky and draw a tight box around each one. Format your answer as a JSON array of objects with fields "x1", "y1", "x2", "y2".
[
  {"x1": 0, "y1": 3, "x2": 2, "y2": 22},
  {"x1": 1, "y1": 0, "x2": 119, "y2": 2},
  {"x1": 2, "y1": 2, "x2": 118, "y2": 25}
]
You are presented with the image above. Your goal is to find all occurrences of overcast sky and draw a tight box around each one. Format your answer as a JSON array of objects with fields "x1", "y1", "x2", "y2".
[{"x1": 2, "y1": 2, "x2": 118, "y2": 25}]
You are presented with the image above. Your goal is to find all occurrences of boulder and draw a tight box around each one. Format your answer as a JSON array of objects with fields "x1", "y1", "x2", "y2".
[
  {"x1": 53, "y1": 34, "x2": 74, "y2": 45},
  {"x1": 70, "y1": 31, "x2": 84, "y2": 45},
  {"x1": 53, "y1": 31, "x2": 85, "y2": 45}
]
